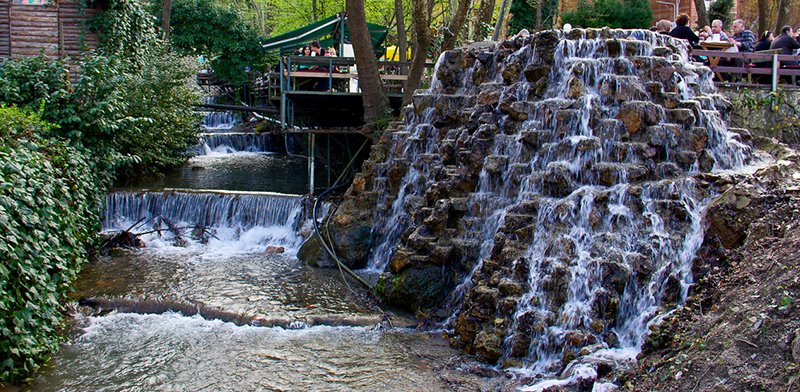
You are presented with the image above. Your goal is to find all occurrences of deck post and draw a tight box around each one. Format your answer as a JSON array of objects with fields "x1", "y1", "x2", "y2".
[
  {"x1": 280, "y1": 58, "x2": 286, "y2": 128},
  {"x1": 772, "y1": 53, "x2": 779, "y2": 92},
  {"x1": 309, "y1": 133, "x2": 316, "y2": 196}
]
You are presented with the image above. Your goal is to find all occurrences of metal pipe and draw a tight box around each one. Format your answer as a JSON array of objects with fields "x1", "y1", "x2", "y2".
[{"x1": 772, "y1": 53, "x2": 779, "y2": 92}]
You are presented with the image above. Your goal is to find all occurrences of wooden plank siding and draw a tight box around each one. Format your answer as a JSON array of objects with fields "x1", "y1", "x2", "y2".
[
  {"x1": 0, "y1": 0, "x2": 12, "y2": 56},
  {"x1": 0, "y1": 0, "x2": 100, "y2": 61}
]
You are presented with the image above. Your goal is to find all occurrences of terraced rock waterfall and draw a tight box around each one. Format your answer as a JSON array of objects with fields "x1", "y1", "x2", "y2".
[{"x1": 324, "y1": 29, "x2": 753, "y2": 387}]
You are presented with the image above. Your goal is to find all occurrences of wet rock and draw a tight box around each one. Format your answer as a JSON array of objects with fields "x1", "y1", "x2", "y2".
[
  {"x1": 498, "y1": 278, "x2": 525, "y2": 296},
  {"x1": 376, "y1": 266, "x2": 452, "y2": 310},
  {"x1": 543, "y1": 161, "x2": 575, "y2": 197},
  {"x1": 502, "y1": 60, "x2": 522, "y2": 85},
  {"x1": 474, "y1": 329, "x2": 504, "y2": 363},
  {"x1": 265, "y1": 245, "x2": 285, "y2": 254},
  {"x1": 297, "y1": 234, "x2": 335, "y2": 268}
]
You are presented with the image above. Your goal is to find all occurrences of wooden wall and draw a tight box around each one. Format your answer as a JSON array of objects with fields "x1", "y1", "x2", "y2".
[
  {"x1": 0, "y1": 0, "x2": 100, "y2": 60},
  {"x1": 0, "y1": 0, "x2": 10, "y2": 57}
]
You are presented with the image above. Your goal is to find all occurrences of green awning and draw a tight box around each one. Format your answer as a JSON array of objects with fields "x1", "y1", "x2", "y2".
[{"x1": 261, "y1": 13, "x2": 388, "y2": 56}]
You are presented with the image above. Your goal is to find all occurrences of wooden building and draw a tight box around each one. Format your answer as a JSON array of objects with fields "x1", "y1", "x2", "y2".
[{"x1": 0, "y1": 0, "x2": 103, "y2": 60}]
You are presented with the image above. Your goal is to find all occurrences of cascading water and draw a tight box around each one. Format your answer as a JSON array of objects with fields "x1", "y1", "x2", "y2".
[
  {"x1": 103, "y1": 190, "x2": 306, "y2": 253},
  {"x1": 201, "y1": 111, "x2": 242, "y2": 131},
  {"x1": 358, "y1": 28, "x2": 753, "y2": 388},
  {"x1": 195, "y1": 133, "x2": 280, "y2": 155}
]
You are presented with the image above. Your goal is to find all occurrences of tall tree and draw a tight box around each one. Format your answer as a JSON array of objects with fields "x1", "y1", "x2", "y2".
[
  {"x1": 162, "y1": 0, "x2": 173, "y2": 42},
  {"x1": 403, "y1": 0, "x2": 431, "y2": 106},
  {"x1": 471, "y1": 0, "x2": 496, "y2": 41},
  {"x1": 440, "y1": 0, "x2": 471, "y2": 51},
  {"x1": 395, "y1": 0, "x2": 408, "y2": 61},
  {"x1": 775, "y1": 0, "x2": 792, "y2": 34},
  {"x1": 347, "y1": 0, "x2": 390, "y2": 127},
  {"x1": 695, "y1": 0, "x2": 709, "y2": 29},
  {"x1": 757, "y1": 0, "x2": 769, "y2": 35}
]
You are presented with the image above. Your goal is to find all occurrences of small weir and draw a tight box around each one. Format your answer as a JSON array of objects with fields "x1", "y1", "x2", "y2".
[
  {"x1": 31, "y1": 122, "x2": 484, "y2": 389},
  {"x1": 195, "y1": 132, "x2": 281, "y2": 155}
]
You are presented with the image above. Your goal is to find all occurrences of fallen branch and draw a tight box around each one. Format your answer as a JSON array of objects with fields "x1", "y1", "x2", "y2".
[{"x1": 735, "y1": 338, "x2": 759, "y2": 348}]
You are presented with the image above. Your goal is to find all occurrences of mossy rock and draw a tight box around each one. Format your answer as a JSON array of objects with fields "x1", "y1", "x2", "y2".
[{"x1": 376, "y1": 267, "x2": 453, "y2": 311}]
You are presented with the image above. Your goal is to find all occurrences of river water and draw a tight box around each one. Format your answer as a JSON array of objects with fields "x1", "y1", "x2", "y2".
[{"x1": 29, "y1": 128, "x2": 489, "y2": 391}]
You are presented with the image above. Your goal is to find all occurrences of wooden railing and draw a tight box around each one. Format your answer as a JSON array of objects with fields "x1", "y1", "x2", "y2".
[
  {"x1": 279, "y1": 56, "x2": 420, "y2": 95},
  {"x1": 692, "y1": 49, "x2": 800, "y2": 90}
]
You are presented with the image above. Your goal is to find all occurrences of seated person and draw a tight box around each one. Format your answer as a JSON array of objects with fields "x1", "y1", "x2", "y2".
[
  {"x1": 705, "y1": 19, "x2": 730, "y2": 42},
  {"x1": 754, "y1": 31, "x2": 774, "y2": 52},
  {"x1": 655, "y1": 19, "x2": 672, "y2": 35},
  {"x1": 753, "y1": 31, "x2": 775, "y2": 70},
  {"x1": 770, "y1": 26, "x2": 800, "y2": 66},
  {"x1": 730, "y1": 19, "x2": 755, "y2": 53},
  {"x1": 669, "y1": 14, "x2": 700, "y2": 47}
]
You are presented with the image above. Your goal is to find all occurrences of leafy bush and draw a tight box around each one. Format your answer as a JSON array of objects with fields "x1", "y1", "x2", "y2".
[
  {"x1": 561, "y1": 0, "x2": 654, "y2": 29},
  {"x1": 0, "y1": 107, "x2": 105, "y2": 382},
  {"x1": 0, "y1": 0, "x2": 201, "y2": 175},
  {"x1": 169, "y1": 0, "x2": 264, "y2": 85}
]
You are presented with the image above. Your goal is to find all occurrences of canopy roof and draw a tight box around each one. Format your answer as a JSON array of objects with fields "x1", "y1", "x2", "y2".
[{"x1": 261, "y1": 13, "x2": 388, "y2": 56}]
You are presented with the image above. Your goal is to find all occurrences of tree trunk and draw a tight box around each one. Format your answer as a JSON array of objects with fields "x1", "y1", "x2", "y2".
[
  {"x1": 347, "y1": 0, "x2": 390, "y2": 128},
  {"x1": 471, "y1": 0, "x2": 495, "y2": 41},
  {"x1": 492, "y1": 0, "x2": 510, "y2": 41},
  {"x1": 403, "y1": 0, "x2": 431, "y2": 106},
  {"x1": 757, "y1": 0, "x2": 769, "y2": 35},
  {"x1": 162, "y1": 0, "x2": 173, "y2": 42},
  {"x1": 440, "y1": 0, "x2": 471, "y2": 51},
  {"x1": 535, "y1": 0, "x2": 542, "y2": 30},
  {"x1": 775, "y1": 0, "x2": 792, "y2": 34},
  {"x1": 694, "y1": 0, "x2": 708, "y2": 29},
  {"x1": 395, "y1": 0, "x2": 408, "y2": 61}
]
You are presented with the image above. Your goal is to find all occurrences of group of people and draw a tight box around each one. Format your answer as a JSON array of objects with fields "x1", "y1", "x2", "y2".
[
  {"x1": 293, "y1": 41, "x2": 338, "y2": 58},
  {"x1": 292, "y1": 41, "x2": 338, "y2": 91},
  {"x1": 655, "y1": 15, "x2": 758, "y2": 53},
  {"x1": 653, "y1": 14, "x2": 800, "y2": 80}
]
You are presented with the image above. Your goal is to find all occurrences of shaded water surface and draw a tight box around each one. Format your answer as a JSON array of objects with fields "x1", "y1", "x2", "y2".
[{"x1": 122, "y1": 153, "x2": 319, "y2": 194}]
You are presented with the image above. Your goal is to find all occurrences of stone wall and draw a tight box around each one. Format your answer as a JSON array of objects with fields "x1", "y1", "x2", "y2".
[{"x1": 720, "y1": 86, "x2": 800, "y2": 146}]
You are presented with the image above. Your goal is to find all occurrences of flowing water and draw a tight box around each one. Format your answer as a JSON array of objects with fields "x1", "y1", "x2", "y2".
[
  {"x1": 362, "y1": 29, "x2": 756, "y2": 389},
  {"x1": 30, "y1": 113, "x2": 484, "y2": 391}
]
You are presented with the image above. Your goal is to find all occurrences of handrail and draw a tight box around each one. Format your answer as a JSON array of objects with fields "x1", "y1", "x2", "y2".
[{"x1": 691, "y1": 49, "x2": 800, "y2": 90}]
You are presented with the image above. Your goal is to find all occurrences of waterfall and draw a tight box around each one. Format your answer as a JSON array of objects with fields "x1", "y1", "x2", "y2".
[
  {"x1": 103, "y1": 191, "x2": 306, "y2": 253},
  {"x1": 201, "y1": 112, "x2": 241, "y2": 132},
  {"x1": 363, "y1": 28, "x2": 753, "y2": 384},
  {"x1": 195, "y1": 133, "x2": 280, "y2": 155}
]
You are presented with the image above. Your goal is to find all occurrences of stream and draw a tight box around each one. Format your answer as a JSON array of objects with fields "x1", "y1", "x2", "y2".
[{"x1": 29, "y1": 125, "x2": 488, "y2": 391}]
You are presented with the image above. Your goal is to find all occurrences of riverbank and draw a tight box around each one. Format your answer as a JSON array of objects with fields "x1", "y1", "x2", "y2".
[{"x1": 630, "y1": 140, "x2": 800, "y2": 390}]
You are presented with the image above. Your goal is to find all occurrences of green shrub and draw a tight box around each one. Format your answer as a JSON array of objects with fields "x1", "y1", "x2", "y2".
[
  {"x1": 0, "y1": 107, "x2": 105, "y2": 382},
  {"x1": 0, "y1": 0, "x2": 202, "y2": 175},
  {"x1": 561, "y1": 0, "x2": 654, "y2": 29},
  {"x1": 169, "y1": 0, "x2": 264, "y2": 85}
]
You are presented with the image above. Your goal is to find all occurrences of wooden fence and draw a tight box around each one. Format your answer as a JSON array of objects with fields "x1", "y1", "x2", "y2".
[{"x1": 693, "y1": 49, "x2": 800, "y2": 91}]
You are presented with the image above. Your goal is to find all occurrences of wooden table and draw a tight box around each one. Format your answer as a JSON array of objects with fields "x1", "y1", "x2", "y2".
[{"x1": 699, "y1": 41, "x2": 735, "y2": 80}]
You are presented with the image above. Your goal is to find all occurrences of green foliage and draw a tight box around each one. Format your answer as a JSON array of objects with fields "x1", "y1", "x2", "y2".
[
  {"x1": 561, "y1": 0, "x2": 654, "y2": 29},
  {"x1": 169, "y1": 0, "x2": 264, "y2": 84},
  {"x1": 0, "y1": 1, "x2": 201, "y2": 175},
  {"x1": 509, "y1": 0, "x2": 558, "y2": 33},
  {"x1": 708, "y1": 0, "x2": 734, "y2": 27},
  {"x1": 0, "y1": 107, "x2": 105, "y2": 382},
  {"x1": 91, "y1": 0, "x2": 160, "y2": 67}
]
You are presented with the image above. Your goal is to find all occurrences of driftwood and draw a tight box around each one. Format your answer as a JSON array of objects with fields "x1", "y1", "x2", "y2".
[{"x1": 99, "y1": 216, "x2": 219, "y2": 254}]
